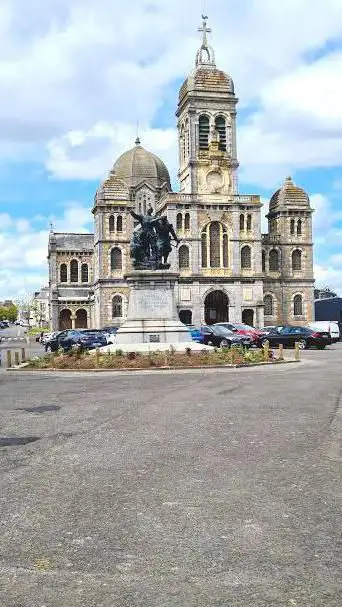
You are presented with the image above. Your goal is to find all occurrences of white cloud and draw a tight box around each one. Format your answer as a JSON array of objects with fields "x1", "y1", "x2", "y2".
[
  {"x1": 0, "y1": 0, "x2": 341, "y2": 182},
  {"x1": 0, "y1": 202, "x2": 91, "y2": 298},
  {"x1": 46, "y1": 122, "x2": 178, "y2": 181}
]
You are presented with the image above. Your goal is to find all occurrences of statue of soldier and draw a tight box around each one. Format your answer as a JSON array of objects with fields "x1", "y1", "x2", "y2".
[
  {"x1": 154, "y1": 215, "x2": 180, "y2": 268},
  {"x1": 130, "y1": 206, "x2": 157, "y2": 262}
]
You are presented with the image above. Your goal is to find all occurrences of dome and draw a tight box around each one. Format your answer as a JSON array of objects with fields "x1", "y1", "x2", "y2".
[
  {"x1": 269, "y1": 176, "x2": 310, "y2": 212},
  {"x1": 179, "y1": 66, "x2": 234, "y2": 102},
  {"x1": 112, "y1": 139, "x2": 171, "y2": 190}
]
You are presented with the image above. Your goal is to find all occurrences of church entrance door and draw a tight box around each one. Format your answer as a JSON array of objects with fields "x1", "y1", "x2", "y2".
[
  {"x1": 204, "y1": 291, "x2": 229, "y2": 325},
  {"x1": 59, "y1": 309, "x2": 72, "y2": 330},
  {"x1": 242, "y1": 309, "x2": 254, "y2": 326},
  {"x1": 75, "y1": 309, "x2": 88, "y2": 329}
]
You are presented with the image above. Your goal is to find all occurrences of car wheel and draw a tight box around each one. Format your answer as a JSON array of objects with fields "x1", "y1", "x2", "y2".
[
  {"x1": 219, "y1": 339, "x2": 230, "y2": 348},
  {"x1": 45, "y1": 345, "x2": 52, "y2": 354},
  {"x1": 297, "y1": 339, "x2": 307, "y2": 350}
]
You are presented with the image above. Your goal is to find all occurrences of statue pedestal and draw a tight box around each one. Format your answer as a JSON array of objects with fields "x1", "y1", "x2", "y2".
[{"x1": 115, "y1": 271, "x2": 190, "y2": 345}]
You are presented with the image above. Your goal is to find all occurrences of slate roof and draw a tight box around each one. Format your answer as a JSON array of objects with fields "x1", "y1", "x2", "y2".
[{"x1": 54, "y1": 233, "x2": 94, "y2": 251}]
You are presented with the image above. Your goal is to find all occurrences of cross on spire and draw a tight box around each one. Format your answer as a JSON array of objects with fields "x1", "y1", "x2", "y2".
[
  {"x1": 196, "y1": 15, "x2": 216, "y2": 67},
  {"x1": 198, "y1": 14, "x2": 211, "y2": 49}
]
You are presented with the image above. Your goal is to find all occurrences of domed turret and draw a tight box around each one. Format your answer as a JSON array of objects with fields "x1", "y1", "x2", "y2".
[
  {"x1": 112, "y1": 138, "x2": 171, "y2": 190},
  {"x1": 269, "y1": 176, "x2": 310, "y2": 212}
]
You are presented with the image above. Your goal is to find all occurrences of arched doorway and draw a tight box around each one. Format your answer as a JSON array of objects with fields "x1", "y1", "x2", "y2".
[
  {"x1": 242, "y1": 309, "x2": 254, "y2": 326},
  {"x1": 75, "y1": 309, "x2": 88, "y2": 329},
  {"x1": 179, "y1": 309, "x2": 192, "y2": 325},
  {"x1": 204, "y1": 290, "x2": 229, "y2": 325},
  {"x1": 59, "y1": 309, "x2": 72, "y2": 330}
]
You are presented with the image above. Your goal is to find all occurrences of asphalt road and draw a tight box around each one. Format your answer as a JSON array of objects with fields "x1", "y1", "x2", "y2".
[{"x1": 0, "y1": 346, "x2": 342, "y2": 606}]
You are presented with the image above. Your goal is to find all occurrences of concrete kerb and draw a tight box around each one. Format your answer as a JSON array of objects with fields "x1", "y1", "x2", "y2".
[{"x1": 7, "y1": 360, "x2": 300, "y2": 373}]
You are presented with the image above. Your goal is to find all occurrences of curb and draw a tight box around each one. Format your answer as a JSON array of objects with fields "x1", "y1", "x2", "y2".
[{"x1": 6, "y1": 360, "x2": 300, "y2": 373}]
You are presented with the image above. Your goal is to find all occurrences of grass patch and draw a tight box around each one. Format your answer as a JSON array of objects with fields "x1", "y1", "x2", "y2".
[{"x1": 26, "y1": 345, "x2": 285, "y2": 371}]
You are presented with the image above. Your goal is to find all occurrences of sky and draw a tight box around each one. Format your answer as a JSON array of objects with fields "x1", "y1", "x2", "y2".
[{"x1": 1, "y1": 0, "x2": 342, "y2": 299}]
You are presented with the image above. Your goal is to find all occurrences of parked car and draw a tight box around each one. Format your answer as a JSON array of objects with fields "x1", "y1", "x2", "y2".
[
  {"x1": 214, "y1": 322, "x2": 267, "y2": 346},
  {"x1": 308, "y1": 321, "x2": 340, "y2": 343},
  {"x1": 260, "y1": 326, "x2": 331, "y2": 350},
  {"x1": 101, "y1": 326, "x2": 119, "y2": 344},
  {"x1": 37, "y1": 331, "x2": 60, "y2": 344},
  {"x1": 262, "y1": 326, "x2": 284, "y2": 335},
  {"x1": 45, "y1": 329, "x2": 107, "y2": 353},
  {"x1": 199, "y1": 325, "x2": 252, "y2": 348},
  {"x1": 187, "y1": 325, "x2": 202, "y2": 342}
]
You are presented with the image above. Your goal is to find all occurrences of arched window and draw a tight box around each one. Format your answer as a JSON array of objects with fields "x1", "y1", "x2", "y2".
[
  {"x1": 185, "y1": 119, "x2": 190, "y2": 158},
  {"x1": 109, "y1": 215, "x2": 115, "y2": 232},
  {"x1": 297, "y1": 219, "x2": 302, "y2": 236},
  {"x1": 60, "y1": 263, "x2": 67, "y2": 283},
  {"x1": 210, "y1": 222, "x2": 220, "y2": 268},
  {"x1": 111, "y1": 247, "x2": 122, "y2": 271},
  {"x1": 184, "y1": 213, "x2": 190, "y2": 231},
  {"x1": 201, "y1": 222, "x2": 229, "y2": 269},
  {"x1": 215, "y1": 115, "x2": 226, "y2": 151},
  {"x1": 81, "y1": 263, "x2": 89, "y2": 283},
  {"x1": 180, "y1": 124, "x2": 185, "y2": 162},
  {"x1": 269, "y1": 249, "x2": 279, "y2": 271},
  {"x1": 112, "y1": 295, "x2": 122, "y2": 318},
  {"x1": 264, "y1": 295, "x2": 273, "y2": 316},
  {"x1": 179, "y1": 245, "x2": 190, "y2": 269},
  {"x1": 70, "y1": 259, "x2": 79, "y2": 283},
  {"x1": 290, "y1": 219, "x2": 295, "y2": 235},
  {"x1": 240, "y1": 214, "x2": 245, "y2": 232},
  {"x1": 247, "y1": 214, "x2": 252, "y2": 232},
  {"x1": 199, "y1": 115, "x2": 210, "y2": 150},
  {"x1": 241, "y1": 246, "x2": 251, "y2": 269},
  {"x1": 262, "y1": 250, "x2": 266, "y2": 272},
  {"x1": 176, "y1": 213, "x2": 183, "y2": 232},
  {"x1": 116, "y1": 215, "x2": 123, "y2": 232},
  {"x1": 223, "y1": 232, "x2": 229, "y2": 268},
  {"x1": 201, "y1": 231, "x2": 207, "y2": 267},
  {"x1": 292, "y1": 249, "x2": 302, "y2": 271},
  {"x1": 294, "y1": 294, "x2": 303, "y2": 316}
]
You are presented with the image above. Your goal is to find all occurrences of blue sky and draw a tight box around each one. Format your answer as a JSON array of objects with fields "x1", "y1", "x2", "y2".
[{"x1": 1, "y1": 0, "x2": 342, "y2": 298}]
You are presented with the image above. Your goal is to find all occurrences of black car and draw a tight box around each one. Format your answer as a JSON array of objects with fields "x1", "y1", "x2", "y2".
[
  {"x1": 199, "y1": 325, "x2": 252, "y2": 348},
  {"x1": 45, "y1": 329, "x2": 107, "y2": 353},
  {"x1": 260, "y1": 326, "x2": 331, "y2": 350}
]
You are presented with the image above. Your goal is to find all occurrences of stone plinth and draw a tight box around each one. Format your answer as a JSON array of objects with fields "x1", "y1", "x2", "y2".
[{"x1": 115, "y1": 271, "x2": 191, "y2": 346}]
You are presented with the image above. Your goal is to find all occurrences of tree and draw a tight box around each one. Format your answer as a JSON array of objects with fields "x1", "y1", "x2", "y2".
[{"x1": 0, "y1": 304, "x2": 18, "y2": 322}]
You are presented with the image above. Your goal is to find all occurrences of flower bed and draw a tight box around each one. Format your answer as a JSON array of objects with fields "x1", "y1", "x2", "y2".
[{"x1": 26, "y1": 345, "x2": 288, "y2": 371}]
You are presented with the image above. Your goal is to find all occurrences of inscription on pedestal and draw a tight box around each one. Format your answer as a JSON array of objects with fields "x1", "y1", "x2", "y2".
[{"x1": 149, "y1": 334, "x2": 160, "y2": 343}]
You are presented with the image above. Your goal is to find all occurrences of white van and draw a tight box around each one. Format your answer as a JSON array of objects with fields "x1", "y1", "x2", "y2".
[{"x1": 308, "y1": 321, "x2": 340, "y2": 343}]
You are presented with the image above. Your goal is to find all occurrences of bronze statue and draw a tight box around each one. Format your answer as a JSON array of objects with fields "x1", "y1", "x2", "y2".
[{"x1": 130, "y1": 207, "x2": 179, "y2": 270}]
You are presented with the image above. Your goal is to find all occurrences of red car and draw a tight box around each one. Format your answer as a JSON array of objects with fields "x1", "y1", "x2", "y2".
[{"x1": 213, "y1": 322, "x2": 267, "y2": 346}]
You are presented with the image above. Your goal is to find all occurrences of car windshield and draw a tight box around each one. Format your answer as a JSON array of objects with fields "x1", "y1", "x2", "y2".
[
  {"x1": 79, "y1": 331, "x2": 104, "y2": 337},
  {"x1": 213, "y1": 326, "x2": 234, "y2": 335},
  {"x1": 233, "y1": 324, "x2": 255, "y2": 330}
]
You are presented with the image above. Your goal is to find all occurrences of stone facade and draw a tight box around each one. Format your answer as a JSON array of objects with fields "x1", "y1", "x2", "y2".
[{"x1": 47, "y1": 18, "x2": 314, "y2": 331}]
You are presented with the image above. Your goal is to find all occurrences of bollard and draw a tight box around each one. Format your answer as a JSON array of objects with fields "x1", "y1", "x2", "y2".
[
  {"x1": 278, "y1": 344, "x2": 284, "y2": 360},
  {"x1": 95, "y1": 347, "x2": 100, "y2": 367},
  {"x1": 6, "y1": 350, "x2": 12, "y2": 368},
  {"x1": 21, "y1": 348, "x2": 26, "y2": 363},
  {"x1": 14, "y1": 351, "x2": 20, "y2": 366},
  {"x1": 294, "y1": 342, "x2": 300, "y2": 361},
  {"x1": 262, "y1": 340, "x2": 270, "y2": 362}
]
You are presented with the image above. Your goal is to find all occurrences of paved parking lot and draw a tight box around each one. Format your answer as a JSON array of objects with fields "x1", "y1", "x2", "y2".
[{"x1": 0, "y1": 345, "x2": 342, "y2": 606}]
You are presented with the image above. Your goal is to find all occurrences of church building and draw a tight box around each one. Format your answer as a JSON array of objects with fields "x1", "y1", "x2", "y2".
[{"x1": 48, "y1": 17, "x2": 314, "y2": 331}]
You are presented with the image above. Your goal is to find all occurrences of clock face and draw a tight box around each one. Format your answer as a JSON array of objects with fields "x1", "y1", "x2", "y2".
[{"x1": 206, "y1": 170, "x2": 224, "y2": 192}]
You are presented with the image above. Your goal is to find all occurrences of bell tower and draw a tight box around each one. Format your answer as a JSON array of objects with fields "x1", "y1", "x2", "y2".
[{"x1": 176, "y1": 16, "x2": 239, "y2": 195}]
